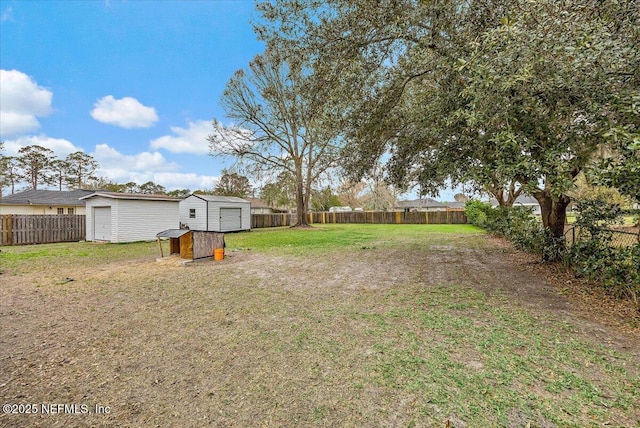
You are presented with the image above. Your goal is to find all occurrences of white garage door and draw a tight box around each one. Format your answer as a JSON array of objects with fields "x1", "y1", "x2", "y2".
[
  {"x1": 94, "y1": 207, "x2": 111, "y2": 241},
  {"x1": 220, "y1": 208, "x2": 242, "y2": 231}
]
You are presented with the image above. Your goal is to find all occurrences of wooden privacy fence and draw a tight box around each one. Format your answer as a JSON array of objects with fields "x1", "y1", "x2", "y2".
[
  {"x1": 1, "y1": 212, "x2": 466, "y2": 244},
  {"x1": 1, "y1": 214, "x2": 86, "y2": 245},
  {"x1": 252, "y1": 213, "x2": 292, "y2": 228},
  {"x1": 251, "y1": 210, "x2": 467, "y2": 228},
  {"x1": 309, "y1": 210, "x2": 467, "y2": 225}
]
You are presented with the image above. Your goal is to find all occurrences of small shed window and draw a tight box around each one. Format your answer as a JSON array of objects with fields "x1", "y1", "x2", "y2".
[
  {"x1": 57, "y1": 208, "x2": 64, "y2": 214},
  {"x1": 189, "y1": 209, "x2": 196, "y2": 218},
  {"x1": 68, "y1": 208, "x2": 74, "y2": 215}
]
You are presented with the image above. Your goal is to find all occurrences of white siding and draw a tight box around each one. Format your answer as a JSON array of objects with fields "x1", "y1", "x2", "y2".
[
  {"x1": 85, "y1": 203, "x2": 93, "y2": 241},
  {"x1": 112, "y1": 200, "x2": 179, "y2": 243},
  {"x1": 241, "y1": 203, "x2": 251, "y2": 230},
  {"x1": 208, "y1": 204, "x2": 220, "y2": 231},
  {"x1": 85, "y1": 196, "x2": 179, "y2": 243},
  {"x1": 178, "y1": 196, "x2": 208, "y2": 230}
]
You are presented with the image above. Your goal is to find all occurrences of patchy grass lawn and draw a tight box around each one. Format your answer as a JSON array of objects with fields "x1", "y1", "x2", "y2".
[
  {"x1": 0, "y1": 225, "x2": 638, "y2": 427},
  {"x1": 225, "y1": 224, "x2": 484, "y2": 255}
]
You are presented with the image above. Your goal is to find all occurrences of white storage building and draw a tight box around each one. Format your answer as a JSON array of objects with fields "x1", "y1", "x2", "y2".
[
  {"x1": 179, "y1": 194, "x2": 251, "y2": 232},
  {"x1": 81, "y1": 192, "x2": 181, "y2": 243}
]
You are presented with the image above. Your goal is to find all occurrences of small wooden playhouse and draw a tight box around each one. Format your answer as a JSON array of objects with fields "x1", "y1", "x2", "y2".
[{"x1": 156, "y1": 229, "x2": 225, "y2": 260}]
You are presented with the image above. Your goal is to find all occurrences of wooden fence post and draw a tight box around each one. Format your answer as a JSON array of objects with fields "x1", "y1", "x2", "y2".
[{"x1": 1, "y1": 215, "x2": 13, "y2": 245}]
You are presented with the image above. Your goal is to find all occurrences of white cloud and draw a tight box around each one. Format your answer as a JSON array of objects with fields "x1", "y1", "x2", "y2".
[
  {"x1": 91, "y1": 144, "x2": 218, "y2": 191},
  {"x1": 153, "y1": 172, "x2": 219, "y2": 190},
  {"x1": 1, "y1": 6, "x2": 13, "y2": 23},
  {"x1": 0, "y1": 69, "x2": 53, "y2": 137},
  {"x1": 92, "y1": 143, "x2": 178, "y2": 172},
  {"x1": 90, "y1": 95, "x2": 158, "y2": 129},
  {"x1": 3, "y1": 135, "x2": 81, "y2": 157},
  {"x1": 149, "y1": 120, "x2": 212, "y2": 154}
]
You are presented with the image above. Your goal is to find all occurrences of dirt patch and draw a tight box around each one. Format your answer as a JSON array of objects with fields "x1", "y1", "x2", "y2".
[{"x1": 1, "y1": 234, "x2": 638, "y2": 427}]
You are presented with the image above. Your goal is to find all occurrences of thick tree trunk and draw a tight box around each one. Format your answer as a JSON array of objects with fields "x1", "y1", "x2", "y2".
[
  {"x1": 293, "y1": 180, "x2": 310, "y2": 227},
  {"x1": 534, "y1": 190, "x2": 570, "y2": 239},
  {"x1": 533, "y1": 190, "x2": 571, "y2": 261}
]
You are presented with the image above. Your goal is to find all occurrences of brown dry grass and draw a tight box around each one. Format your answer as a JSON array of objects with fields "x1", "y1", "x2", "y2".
[{"x1": 1, "y1": 227, "x2": 639, "y2": 427}]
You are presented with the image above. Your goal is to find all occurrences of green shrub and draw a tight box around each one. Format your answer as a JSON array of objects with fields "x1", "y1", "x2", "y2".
[
  {"x1": 484, "y1": 206, "x2": 510, "y2": 235},
  {"x1": 568, "y1": 196, "x2": 640, "y2": 307},
  {"x1": 465, "y1": 200, "x2": 547, "y2": 254},
  {"x1": 465, "y1": 200, "x2": 492, "y2": 228},
  {"x1": 569, "y1": 241, "x2": 640, "y2": 304}
]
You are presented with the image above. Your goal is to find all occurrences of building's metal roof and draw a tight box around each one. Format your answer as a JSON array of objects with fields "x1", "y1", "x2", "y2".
[
  {"x1": 189, "y1": 194, "x2": 249, "y2": 203},
  {"x1": 0, "y1": 189, "x2": 94, "y2": 206},
  {"x1": 80, "y1": 192, "x2": 182, "y2": 202},
  {"x1": 156, "y1": 229, "x2": 190, "y2": 238}
]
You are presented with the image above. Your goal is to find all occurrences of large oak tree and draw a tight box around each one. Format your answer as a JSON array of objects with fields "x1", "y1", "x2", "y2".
[
  {"x1": 209, "y1": 48, "x2": 342, "y2": 227},
  {"x1": 259, "y1": 0, "x2": 639, "y2": 252}
]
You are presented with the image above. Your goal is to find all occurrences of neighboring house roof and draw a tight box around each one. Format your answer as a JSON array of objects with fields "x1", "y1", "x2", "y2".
[
  {"x1": 0, "y1": 189, "x2": 94, "y2": 206},
  {"x1": 247, "y1": 198, "x2": 271, "y2": 209},
  {"x1": 247, "y1": 197, "x2": 288, "y2": 213},
  {"x1": 446, "y1": 201, "x2": 466, "y2": 209},
  {"x1": 514, "y1": 195, "x2": 539, "y2": 205},
  {"x1": 490, "y1": 195, "x2": 539, "y2": 206},
  {"x1": 80, "y1": 192, "x2": 182, "y2": 202},
  {"x1": 396, "y1": 198, "x2": 447, "y2": 209},
  {"x1": 188, "y1": 194, "x2": 249, "y2": 203}
]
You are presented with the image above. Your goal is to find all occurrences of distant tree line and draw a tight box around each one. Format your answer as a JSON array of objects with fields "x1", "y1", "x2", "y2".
[
  {"x1": 258, "y1": 169, "x2": 402, "y2": 212},
  {"x1": 0, "y1": 143, "x2": 99, "y2": 194},
  {"x1": 88, "y1": 169, "x2": 253, "y2": 199},
  {"x1": 84, "y1": 167, "x2": 397, "y2": 211},
  {"x1": 1, "y1": 143, "x2": 405, "y2": 209},
  {"x1": 0, "y1": 143, "x2": 181, "y2": 197}
]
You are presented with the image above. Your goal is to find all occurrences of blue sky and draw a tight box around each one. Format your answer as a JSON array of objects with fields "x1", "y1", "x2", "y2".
[
  {"x1": 1, "y1": 0, "x2": 264, "y2": 193},
  {"x1": 1, "y1": 0, "x2": 458, "y2": 200}
]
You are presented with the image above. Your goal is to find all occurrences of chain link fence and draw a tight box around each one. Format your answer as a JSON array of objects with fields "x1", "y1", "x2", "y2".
[{"x1": 565, "y1": 226, "x2": 640, "y2": 248}]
